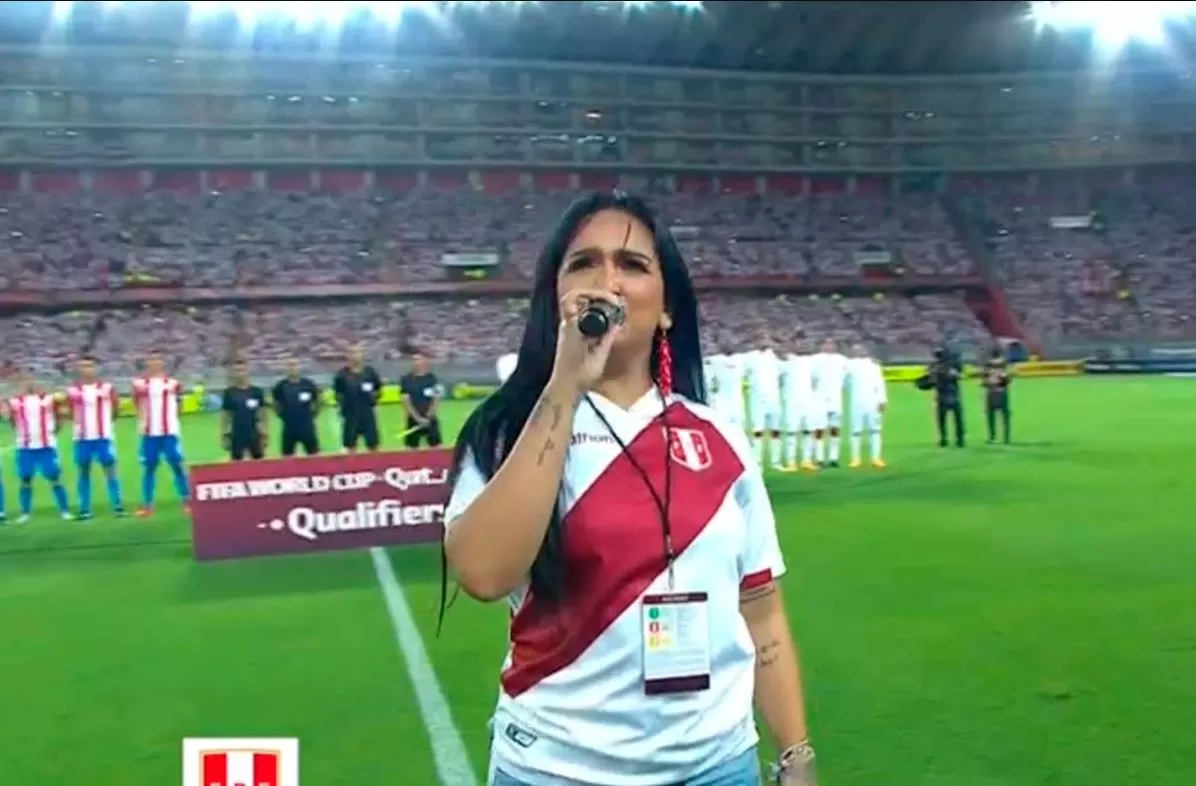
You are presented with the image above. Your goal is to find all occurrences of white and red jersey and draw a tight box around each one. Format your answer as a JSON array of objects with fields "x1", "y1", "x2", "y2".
[
  {"x1": 445, "y1": 393, "x2": 784, "y2": 785},
  {"x1": 846, "y1": 357, "x2": 887, "y2": 411},
  {"x1": 67, "y1": 381, "x2": 118, "y2": 441},
  {"x1": 133, "y1": 375, "x2": 182, "y2": 437},
  {"x1": 813, "y1": 351, "x2": 849, "y2": 411},
  {"x1": 5, "y1": 393, "x2": 59, "y2": 450},
  {"x1": 743, "y1": 348, "x2": 782, "y2": 408}
]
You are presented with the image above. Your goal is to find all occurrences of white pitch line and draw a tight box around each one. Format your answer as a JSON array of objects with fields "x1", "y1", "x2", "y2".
[{"x1": 370, "y1": 546, "x2": 479, "y2": 786}]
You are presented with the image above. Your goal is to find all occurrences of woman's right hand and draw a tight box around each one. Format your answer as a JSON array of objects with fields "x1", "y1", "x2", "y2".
[{"x1": 551, "y1": 289, "x2": 623, "y2": 396}]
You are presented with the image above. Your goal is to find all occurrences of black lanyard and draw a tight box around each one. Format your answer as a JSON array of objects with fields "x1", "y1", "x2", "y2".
[{"x1": 585, "y1": 389, "x2": 676, "y2": 588}]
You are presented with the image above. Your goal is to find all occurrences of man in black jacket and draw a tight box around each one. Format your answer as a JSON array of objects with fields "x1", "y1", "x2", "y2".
[
  {"x1": 222, "y1": 359, "x2": 267, "y2": 461},
  {"x1": 333, "y1": 345, "x2": 383, "y2": 453},
  {"x1": 982, "y1": 346, "x2": 1012, "y2": 444},
  {"x1": 398, "y1": 351, "x2": 444, "y2": 449},
  {"x1": 917, "y1": 346, "x2": 965, "y2": 448},
  {"x1": 272, "y1": 357, "x2": 321, "y2": 456}
]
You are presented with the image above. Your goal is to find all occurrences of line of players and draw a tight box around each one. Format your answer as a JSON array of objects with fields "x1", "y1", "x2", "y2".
[
  {"x1": 497, "y1": 338, "x2": 887, "y2": 472},
  {"x1": 219, "y1": 347, "x2": 446, "y2": 461},
  {"x1": 708, "y1": 338, "x2": 887, "y2": 472},
  {"x1": 0, "y1": 352, "x2": 190, "y2": 523}
]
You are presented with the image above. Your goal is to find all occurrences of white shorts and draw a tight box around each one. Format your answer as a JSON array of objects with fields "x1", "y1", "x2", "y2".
[
  {"x1": 715, "y1": 396, "x2": 744, "y2": 428},
  {"x1": 826, "y1": 409, "x2": 843, "y2": 430},
  {"x1": 851, "y1": 408, "x2": 883, "y2": 433},
  {"x1": 805, "y1": 410, "x2": 826, "y2": 431},
  {"x1": 748, "y1": 400, "x2": 781, "y2": 433},
  {"x1": 784, "y1": 400, "x2": 817, "y2": 432}
]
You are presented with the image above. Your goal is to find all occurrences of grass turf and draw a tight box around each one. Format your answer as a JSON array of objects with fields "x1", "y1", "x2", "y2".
[{"x1": 0, "y1": 377, "x2": 1193, "y2": 786}]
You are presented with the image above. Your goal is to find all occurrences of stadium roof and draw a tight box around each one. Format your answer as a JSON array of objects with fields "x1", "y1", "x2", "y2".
[{"x1": 7, "y1": 1, "x2": 1196, "y2": 76}]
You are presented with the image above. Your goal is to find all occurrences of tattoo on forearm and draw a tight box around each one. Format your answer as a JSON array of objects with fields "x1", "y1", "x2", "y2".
[
  {"x1": 757, "y1": 638, "x2": 781, "y2": 668},
  {"x1": 536, "y1": 437, "x2": 556, "y2": 466},
  {"x1": 740, "y1": 584, "x2": 777, "y2": 604},
  {"x1": 530, "y1": 399, "x2": 563, "y2": 430}
]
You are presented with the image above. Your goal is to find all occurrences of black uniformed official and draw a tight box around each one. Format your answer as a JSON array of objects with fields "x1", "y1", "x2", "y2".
[
  {"x1": 333, "y1": 344, "x2": 383, "y2": 452},
  {"x1": 398, "y1": 351, "x2": 443, "y2": 448},
  {"x1": 982, "y1": 347, "x2": 1012, "y2": 444},
  {"x1": 272, "y1": 357, "x2": 321, "y2": 456},
  {"x1": 917, "y1": 347, "x2": 965, "y2": 447},
  {"x1": 222, "y1": 359, "x2": 267, "y2": 461}
]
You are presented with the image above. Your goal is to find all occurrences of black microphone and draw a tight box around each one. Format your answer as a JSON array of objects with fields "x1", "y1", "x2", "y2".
[{"x1": 577, "y1": 299, "x2": 626, "y2": 339}]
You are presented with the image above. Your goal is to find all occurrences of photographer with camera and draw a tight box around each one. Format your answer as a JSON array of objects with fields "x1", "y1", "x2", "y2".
[{"x1": 916, "y1": 345, "x2": 965, "y2": 448}]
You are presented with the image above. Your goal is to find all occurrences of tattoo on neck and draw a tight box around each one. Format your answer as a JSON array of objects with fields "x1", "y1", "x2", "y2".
[{"x1": 758, "y1": 638, "x2": 781, "y2": 668}]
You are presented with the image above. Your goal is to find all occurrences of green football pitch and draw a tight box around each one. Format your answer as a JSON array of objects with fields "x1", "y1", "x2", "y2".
[{"x1": 1, "y1": 377, "x2": 1193, "y2": 786}]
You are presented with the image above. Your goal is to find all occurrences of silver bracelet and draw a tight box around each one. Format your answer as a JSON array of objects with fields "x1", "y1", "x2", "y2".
[{"x1": 770, "y1": 741, "x2": 816, "y2": 784}]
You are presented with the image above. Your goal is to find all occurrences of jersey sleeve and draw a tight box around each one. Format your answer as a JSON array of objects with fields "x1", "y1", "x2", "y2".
[
  {"x1": 737, "y1": 460, "x2": 786, "y2": 588},
  {"x1": 718, "y1": 419, "x2": 785, "y2": 588},
  {"x1": 443, "y1": 449, "x2": 487, "y2": 537}
]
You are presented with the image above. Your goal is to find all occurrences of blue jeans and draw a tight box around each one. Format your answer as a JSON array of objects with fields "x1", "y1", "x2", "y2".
[{"x1": 491, "y1": 746, "x2": 761, "y2": 786}]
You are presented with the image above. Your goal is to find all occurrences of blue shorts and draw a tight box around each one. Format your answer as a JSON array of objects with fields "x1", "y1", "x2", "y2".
[
  {"x1": 490, "y1": 746, "x2": 760, "y2": 786},
  {"x1": 16, "y1": 447, "x2": 62, "y2": 481},
  {"x1": 140, "y1": 435, "x2": 184, "y2": 467},
  {"x1": 75, "y1": 438, "x2": 117, "y2": 468}
]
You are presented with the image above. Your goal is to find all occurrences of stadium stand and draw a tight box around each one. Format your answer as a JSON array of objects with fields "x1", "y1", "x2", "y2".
[{"x1": 5, "y1": 171, "x2": 1196, "y2": 381}]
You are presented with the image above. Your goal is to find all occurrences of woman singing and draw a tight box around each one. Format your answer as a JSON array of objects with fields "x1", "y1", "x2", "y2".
[{"x1": 444, "y1": 192, "x2": 816, "y2": 786}]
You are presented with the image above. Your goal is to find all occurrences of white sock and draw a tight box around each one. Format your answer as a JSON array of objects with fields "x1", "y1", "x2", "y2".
[
  {"x1": 801, "y1": 433, "x2": 814, "y2": 463},
  {"x1": 829, "y1": 435, "x2": 841, "y2": 463},
  {"x1": 850, "y1": 435, "x2": 862, "y2": 462},
  {"x1": 769, "y1": 436, "x2": 782, "y2": 467},
  {"x1": 871, "y1": 431, "x2": 883, "y2": 460},
  {"x1": 752, "y1": 436, "x2": 765, "y2": 465},
  {"x1": 815, "y1": 437, "x2": 826, "y2": 464},
  {"x1": 783, "y1": 433, "x2": 798, "y2": 465}
]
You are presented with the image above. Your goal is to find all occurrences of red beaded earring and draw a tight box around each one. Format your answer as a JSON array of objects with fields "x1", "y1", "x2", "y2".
[{"x1": 656, "y1": 329, "x2": 674, "y2": 396}]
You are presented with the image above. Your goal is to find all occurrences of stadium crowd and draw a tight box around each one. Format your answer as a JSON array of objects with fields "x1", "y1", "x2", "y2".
[
  {"x1": 954, "y1": 172, "x2": 1196, "y2": 342},
  {"x1": 0, "y1": 293, "x2": 988, "y2": 381},
  {"x1": 2, "y1": 176, "x2": 1194, "y2": 382},
  {"x1": 0, "y1": 187, "x2": 973, "y2": 290}
]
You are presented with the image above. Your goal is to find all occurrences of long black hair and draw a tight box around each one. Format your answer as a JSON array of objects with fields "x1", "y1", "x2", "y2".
[{"x1": 442, "y1": 191, "x2": 707, "y2": 616}]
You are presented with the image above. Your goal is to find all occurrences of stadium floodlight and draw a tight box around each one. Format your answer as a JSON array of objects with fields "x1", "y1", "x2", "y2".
[{"x1": 1030, "y1": 1, "x2": 1196, "y2": 47}]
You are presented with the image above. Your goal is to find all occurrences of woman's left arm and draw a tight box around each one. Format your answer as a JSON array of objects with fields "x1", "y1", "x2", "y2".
[
  {"x1": 732, "y1": 443, "x2": 816, "y2": 785},
  {"x1": 742, "y1": 582, "x2": 816, "y2": 784}
]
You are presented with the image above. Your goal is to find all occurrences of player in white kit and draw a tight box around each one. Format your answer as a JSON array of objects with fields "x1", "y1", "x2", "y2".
[
  {"x1": 744, "y1": 338, "x2": 783, "y2": 468},
  {"x1": 780, "y1": 340, "x2": 818, "y2": 472},
  {"x1": 707, "y1": 350, "x2": 745, "y2": 431},
  {"x1": 846, "y1": 343, "x2": 887, "y2": 468},
  {"x1": 812, "y1": 339, "x2": 848, "y2": 467}
]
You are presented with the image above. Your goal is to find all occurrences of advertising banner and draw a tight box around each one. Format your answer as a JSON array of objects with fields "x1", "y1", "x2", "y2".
[
  {"x1": 1009, "y1": 360, "x2": 1082, "y2": 377},
  {"x1": 189, "y1": 450, "x2": 453, "y2": 561},
  {"x1": 1049, "y1": 214, "x2": 1095, "y2": 229},
  {"x1": 1084, "y1": 359, "x2": 1196, "y2": 375}
]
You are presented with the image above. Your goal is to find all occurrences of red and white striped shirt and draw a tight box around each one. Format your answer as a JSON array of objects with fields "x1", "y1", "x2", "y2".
[
  {"x1": 6, "y1": 393, "x2": 58, "y2": 450},
  {"x1": 133, "y1": 376, "x2": 182, "y2": 437},
  {"x1": 67, "y1": 381, "x2": 118, "y2": 441}
]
